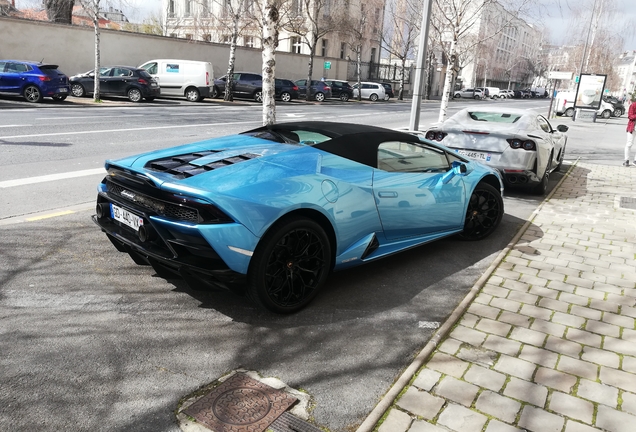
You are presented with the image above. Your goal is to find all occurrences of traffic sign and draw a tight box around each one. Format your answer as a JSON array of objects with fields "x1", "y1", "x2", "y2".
[{"x1": 324, "y1": 61, "x2": 331, "y2": 70}]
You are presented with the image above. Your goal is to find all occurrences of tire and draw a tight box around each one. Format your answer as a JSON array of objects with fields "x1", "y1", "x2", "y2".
[
  {"x1": 458, "y1": 183, "x2": 504, "y2": 241},
  {"x1": 247, "y1": 216, "x2": 332, "y2": 314},
  {"x1": 369, "y1": 93, "x2": 379, "y2": 102},
  {"x1": 454, "y1": 93, "x2": 461, "y2": 98},
  {"x1": 280, "y1": 91, "x2": 291, "y2": 102},
  {"x1": 185, "y1": 87, "x2": 201, "y2": 102},
  {"x1": 564, "y1": 107, "x2": 575, "y2": 117},
  {"x1": 211, "y1": 86, "x2": 220, "y2": 98},
  {"x1": 24, "y1": 85, "x2": 43, "y2": 103},
  {"x1": 52, "y1": 95, "x2": 67, "y2": 101},
  {"x1": 614, "y1": 108, "x2": 623, "y2": 117},
  {"x1": 254, "y1": 90, "x2": 263, "y2": 102},
  {"x1": 127, "y1": 88, "x2": 142, "y2": 102},
  {"x1": 314, "y1": 92, "x2": 325, "y2": 102},
  {"x1": 71, "y1": 83, "x2": 86, "y2": 97},
  {"x1": 384, "y1": 94, "x2": 390, "y2": 101},
  {"x1": 601, "y1": 109, "x2": 611, "y2": 119},
  {"x1": 145, "y1": 97, "x2": 155, "y2": 102},
  {"x1": 474, "y1": 95, "x2": 481, "y2": 100},
  {"x1": 340, "y1": 93, "x2": 349, "y2": 102},
  {"x1": 533, "y1": 171, "x2": 549, "y2": 195},
  {"x1": 555, "y1": 144, "x2": 566, "y2": 172}
]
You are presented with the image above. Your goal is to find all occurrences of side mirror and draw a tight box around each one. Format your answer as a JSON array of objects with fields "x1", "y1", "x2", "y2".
[{"x1": 556, "y1": 125, "x2": 569, "y2": 133}]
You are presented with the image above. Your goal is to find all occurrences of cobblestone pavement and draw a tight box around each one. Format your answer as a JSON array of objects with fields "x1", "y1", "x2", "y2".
[{"x1": 368, "y1": 162, "x2": 636, "y2": 432}]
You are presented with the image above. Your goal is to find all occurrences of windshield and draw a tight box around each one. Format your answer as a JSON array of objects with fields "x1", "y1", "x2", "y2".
[{"x1": 468, "y1": 111, "x2": 522, "y2": 123}]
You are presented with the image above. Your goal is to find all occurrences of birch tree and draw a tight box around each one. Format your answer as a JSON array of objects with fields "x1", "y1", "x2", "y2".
[
  {"x1": 431, "y1": 0, "x2": 533, "y2": 122},
  {"x1": 78, "y1": 0, "x2": 102, "y2": 102},
  {"x1": 261, "y1": 0, "x2": 279, "y2": 125},
  {"x1": 380, "y1": 0, "x2": 422, "y2": 100}
]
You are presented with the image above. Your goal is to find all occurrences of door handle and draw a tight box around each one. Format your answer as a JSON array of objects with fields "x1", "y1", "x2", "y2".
[{"x1": 378, "y1": 191, "x2": 398, "y2": 198}]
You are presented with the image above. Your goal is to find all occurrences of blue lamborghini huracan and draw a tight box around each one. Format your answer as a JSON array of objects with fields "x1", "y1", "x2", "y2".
[{"x1": 93, "y1": 122, "x2": 504, "y2": 313}]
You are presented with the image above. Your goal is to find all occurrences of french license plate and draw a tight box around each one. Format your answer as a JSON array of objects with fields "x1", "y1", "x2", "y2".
[
  {"x1": 456, "y1": 149, "x2": 491, "y2": 161},
  {"x1": 151, "y1": 83, "x2": 158, "y2": 87},
  {"x1": 111, "y1": 204, "x2": 143, "y2": 231},
  {"x1": 59, "y1": 87, "x2": 68, "y2": 92}
]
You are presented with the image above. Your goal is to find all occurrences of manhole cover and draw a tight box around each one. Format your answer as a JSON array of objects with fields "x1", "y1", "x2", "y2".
[
  {"x1": 183, "y1": 373, "x2": 297, "y2": 432},
  {"x1": 619, "y1": 196, "x2": 636, "y2": 210}
]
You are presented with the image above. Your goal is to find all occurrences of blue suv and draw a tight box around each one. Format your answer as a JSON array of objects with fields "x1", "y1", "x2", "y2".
[{"x1": 0, "y1": 60, "x2": 70, "y2": 103}]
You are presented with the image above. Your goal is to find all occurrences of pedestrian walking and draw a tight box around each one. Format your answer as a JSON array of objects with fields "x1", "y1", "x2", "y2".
[{"x1": 624, "y1": 94, "x2": 636, "y2": 166}]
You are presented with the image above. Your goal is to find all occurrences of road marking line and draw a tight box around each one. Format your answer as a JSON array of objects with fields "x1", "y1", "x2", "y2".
[
  {"x1": 0, "y1": 125, "x2": 31, "y2": 128},
  {"x1": 0, "y1": 120, "x2": 261, "y2": 140},
  {"x1": 36, "y1": 115, "x2": 144, "y2": 120},
  {"x1": 0, "y1": 168, "x2": 105, "y2": 188},
  {"x1": 26, "y1": 210, "x2": 75, "y2": 221}
]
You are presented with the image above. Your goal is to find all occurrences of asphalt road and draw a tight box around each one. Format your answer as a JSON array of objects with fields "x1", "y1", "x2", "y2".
[{"x1": 0, "y1": 95, "x2": 623, "y2": 431}]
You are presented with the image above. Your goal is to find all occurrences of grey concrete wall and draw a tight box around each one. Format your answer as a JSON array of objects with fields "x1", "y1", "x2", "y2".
[{"x1": 0, "y1": 16, "x2": 348, "y2": 81}]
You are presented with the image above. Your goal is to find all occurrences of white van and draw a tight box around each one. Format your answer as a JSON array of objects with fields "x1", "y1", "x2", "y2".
[{"x1": 138, "y1": 59, "x2": 214, "y2": 102}]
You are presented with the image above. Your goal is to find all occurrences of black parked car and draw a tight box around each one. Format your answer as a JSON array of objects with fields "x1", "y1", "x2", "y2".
[
  {"x1": 379, "y1": 82, "x2": 394, "y2": 100},
  {"x1": 70, "y1": 66, "x2": 160, "y2": 102},
  {"x1": 294, "y1": 79, "x2": 333, "y2": 102},
  {"x1": 602, "y1": 95, "x2": 625, "y2": 117},
  {"x1": 324, "y1": 79, "x2": 354, "y2": 101},
  {"x1": 212, "y1": 73, "x2": 299, "y2": 102}
]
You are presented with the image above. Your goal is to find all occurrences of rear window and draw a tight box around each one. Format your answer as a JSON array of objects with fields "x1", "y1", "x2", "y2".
[
  {"x1": 40, "y1": 65, "x2": 64, "y2": 76},
  {"x1": 468, "y1": 111, "x2": 522, "y2": 123},
  {"x1": 138, "y1": 70, "x2": 153, "y2": 79}
]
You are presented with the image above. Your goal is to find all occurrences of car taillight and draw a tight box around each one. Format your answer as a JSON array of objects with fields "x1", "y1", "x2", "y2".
[
  {"x1": 293, "y1": 85, "x2": 299, "y2": 91},
  {"x1": 38, "y1": 76, "x2": 51, "y2": 82},
  {"x1": 507, "y1": 138, "x2": 536, "y2": 150},
  {"x1": 138, "y1": 78, "x2": 148, "y2": 85},
  {"x1": 324, "y1": 86, "x2": 331, "y2": 91},
  {"x1": 206, "y1": 72, "x2": 209, "y2": 86},
  {"x1": 425, "y1": 131, "x2": 447, "y2": 141}
]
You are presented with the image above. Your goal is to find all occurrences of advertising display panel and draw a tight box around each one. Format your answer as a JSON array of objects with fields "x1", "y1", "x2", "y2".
[{"x1": 574, "y1": 74, "x2": 607, "y2": 110}]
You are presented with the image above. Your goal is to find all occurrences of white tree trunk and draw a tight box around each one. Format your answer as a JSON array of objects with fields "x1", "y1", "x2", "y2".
[
  {"x1": 224, "y1": 17, "x2": 239, "y2": 102},
  {"x1": 261, "y1": 0, "x2": 278, "y2": 125},
  {"x1": 356, "y1": 48, "x2": 362, "y2": 101},
  {"x1": 92, "y1": 8, "x2": 101, "y2": 101},
  {"x1": 438, "y1": 39, "x2": 457, "y2": 123}
]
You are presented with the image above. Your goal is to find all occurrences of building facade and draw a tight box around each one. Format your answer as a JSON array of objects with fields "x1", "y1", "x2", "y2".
[{"x1": 162, "y1": 0, "x2": 384, "y2": 77}]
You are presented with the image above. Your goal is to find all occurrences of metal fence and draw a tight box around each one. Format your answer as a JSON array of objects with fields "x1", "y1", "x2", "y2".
[{"x1": 346, "y1": 61, "x2": 412, "y2": 84}]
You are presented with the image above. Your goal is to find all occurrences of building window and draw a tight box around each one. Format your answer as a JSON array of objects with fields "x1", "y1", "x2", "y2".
[
  {"x1": 168, "y1": 0, "x2": 175, "y2": 17},
  {"x1": 222, "y1": 34, "x2": 232, "y2": 44},
  {"x1": 185, "y1": 34, "x2": 193, "y2": 40},
  {"x1": 370, "y1": 47, "x2": 376, "y2": 64},
  {"x1": 291, "y1": 36, "x2": 302, "y2": 54},
  {"x1": 340, "y1": 42, "x2": 346, "y2": 59},
  {"x1": 185, "y1": 0, "x2": 192, "y2": 17},
  {"x1": 291, "y1": 0, "x2": 303, "y2": 16},
  {"x1": 321, "y1": 39, "x2": 328, "y2": 57},
  {"x1": 244, "y1": 36, "x2": 255, "y2": 48},
  {"x1": 170, "y1": 33, "x2": 177, "y2": 38},
  {"x1": 203, "y1": 34, "x2": 212, "y2": 42}
]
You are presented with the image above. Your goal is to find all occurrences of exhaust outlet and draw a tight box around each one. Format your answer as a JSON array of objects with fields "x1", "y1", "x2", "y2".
[
  {"x1": 96, "y1": 203, "x2": 110, "y2": 219},
  {"x1": 138, "y1": 224, "x2": 156, "y2": 242}
]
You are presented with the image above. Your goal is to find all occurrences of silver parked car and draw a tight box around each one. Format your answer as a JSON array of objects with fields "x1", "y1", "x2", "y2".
[
  {"x1": 424, "y1": 107, "x2": 568, "y2": 195},
  {"x1": 453, "y1": 88, "x2": 484, "y2": 99},
  {"x1": 352, "y1": 82, "x2": 386, "y2": 101}
]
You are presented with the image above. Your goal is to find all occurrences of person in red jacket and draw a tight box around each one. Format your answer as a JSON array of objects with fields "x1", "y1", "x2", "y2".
[{"x1": 624, "y1": 95, "x2": 636, "y2": 166}]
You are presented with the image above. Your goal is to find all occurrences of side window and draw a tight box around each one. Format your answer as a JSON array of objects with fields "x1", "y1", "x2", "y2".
[
  {"x1": 99, "y1": 67, "x2": 112, "y2": 77},
  {"x1": 142, "y1": 63, "x2": 158, "y2": 75},
  {"x1": 297, "y1": 80, "x2": 306, "y2": 86},
  {"x1": 0, "y1": 61, "x2": 6, "y2": 72},
  {"x1": 378, "y1": 141, "x2": 451, "y2": 173}
]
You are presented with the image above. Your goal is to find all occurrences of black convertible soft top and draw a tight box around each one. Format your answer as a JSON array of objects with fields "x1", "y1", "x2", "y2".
[{"x1": 244, "y1": 121, "x2": 421, "y2": 168}]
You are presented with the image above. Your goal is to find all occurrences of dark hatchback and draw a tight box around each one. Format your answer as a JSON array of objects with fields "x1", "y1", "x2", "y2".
[
  {"x1": 379, "y1": 82, "x2": 395, "y2": 99},
  {"x1": 294, "y1": 79, "x2": 333, "y2": 102},
  {"x1": 212, "y1": 72, "x2": 299, "y2": 102},
  {"x1": 69, "y1": 66, "x2": 160, "y2": 102},
  {"x1": 324, "y1": 79, "x2": 354, "y2": 101},
  {"x1": 0, "y1": 60, "x2": 70, "y2": 102}
]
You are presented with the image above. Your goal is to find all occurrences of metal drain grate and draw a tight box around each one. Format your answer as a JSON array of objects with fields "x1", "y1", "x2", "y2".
[
  {"x1": 619, "y1": 196, "x2": 636, "y2": 210},
  {"x1": 182, "y1": 373, "x2": 297, "y2": 432},
  {"x1": 270, "y1": 412, "x2": 324, "y2": 432}
]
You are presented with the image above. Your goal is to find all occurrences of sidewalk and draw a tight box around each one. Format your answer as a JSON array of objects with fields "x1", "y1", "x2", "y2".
[{"x1": 361, "y1": 161, "x2": 636, "y2": 432}]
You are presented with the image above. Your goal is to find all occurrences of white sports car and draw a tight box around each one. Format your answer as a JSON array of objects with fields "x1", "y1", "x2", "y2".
[{"x1": 425, "y1": 107, "x2": 568, "y2": 195}]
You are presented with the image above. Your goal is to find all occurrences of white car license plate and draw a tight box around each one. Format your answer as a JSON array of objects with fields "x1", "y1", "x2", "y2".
[
  {"x1": 111, "y1": 204, "x2": 143, "y2": 231},
  {"x1": 456, "y1": 149, "x2": 491, "y2": 161},
  {"x1": 59, "y1": 87, "x2": 68, "y2": 93}
]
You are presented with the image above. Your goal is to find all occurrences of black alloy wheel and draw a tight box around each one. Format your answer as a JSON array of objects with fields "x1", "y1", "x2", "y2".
[
  {"x1": 247, "y1": 216, "x2": 331, "y2": 314},
  {"x1": 340, "y1": 93, "x2": 349, "y2": 102},
  {"x1": 458, "y1": 183, "x2": 504, "y2": 241},
  {"x1": 24, "y1": 85, "x2": 43, "y2": 103}
]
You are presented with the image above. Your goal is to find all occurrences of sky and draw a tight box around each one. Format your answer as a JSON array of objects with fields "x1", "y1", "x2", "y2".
[{"x1": 13, "y1": 0, "x2": 636, "y2": 52}]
